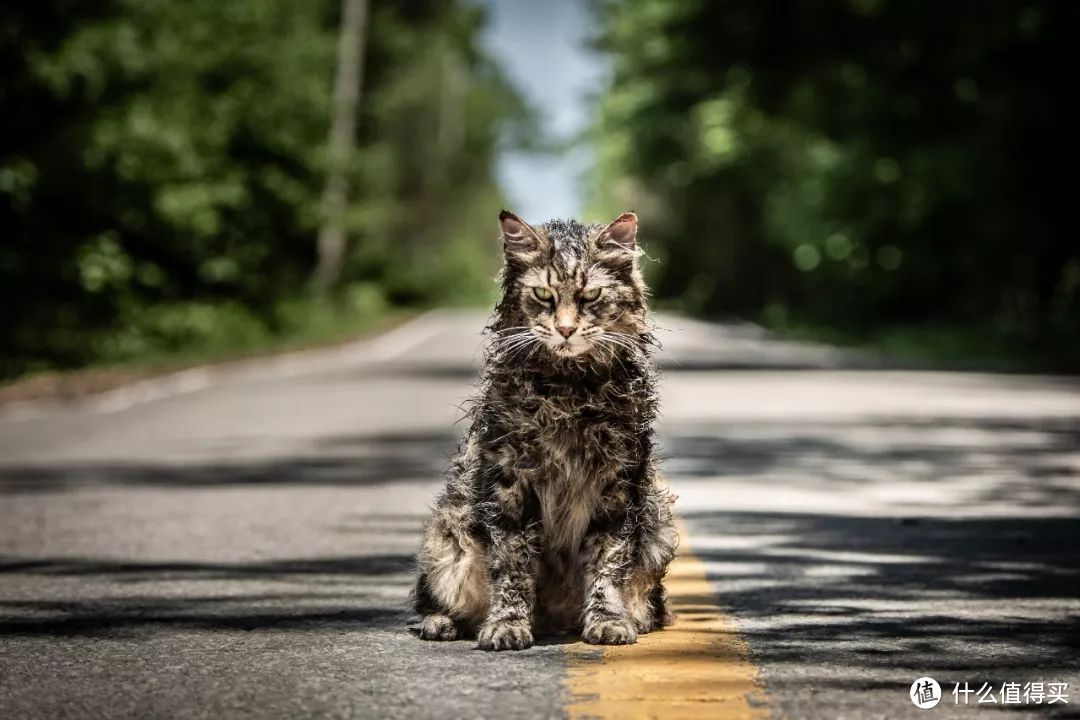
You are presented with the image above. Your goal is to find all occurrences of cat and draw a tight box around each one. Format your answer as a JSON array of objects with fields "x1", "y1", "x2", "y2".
[{"x1": 412, "y1": 210, "x2": 678, "y2": 650}]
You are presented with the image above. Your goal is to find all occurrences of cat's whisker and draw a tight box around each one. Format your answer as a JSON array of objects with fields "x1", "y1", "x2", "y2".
[
  {"x1": 602, "y1": 332, "x2": 646, "y2": 358},
  {"x1": 506, "y1": 338, "x2": 536, "y2": 354},
  {"x1": 494, "y1": 332, "x2": 533, "y2": 348},
  {"x1": 590, "y1": 337, "x2": 612, "y2": 360},
  {"x1": 594, "y1": 337, "x2": 632, "y2": 375},
  {"x1": 499, "y1": 331, "x2": 539, "y2": 352},
  {"x1": 595, "y1": 341, "x2": 620, "y2": 373},
  {"x1": 499, "y1": 337, "x2": 534, "y2": 356},
  {"x1": 602, "y1": 334, "x2": 636, "y2": 353},
  {"x1": 604, "y1": 330, "x2": 644, "y2": 346},
  {"x1": 503, "y1": 336, "x2": 539, "y2": 364}
]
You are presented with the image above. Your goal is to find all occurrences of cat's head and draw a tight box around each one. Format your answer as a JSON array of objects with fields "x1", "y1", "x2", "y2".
[{"x1": 494, "y1": 210, "x2": 649, "y2": 361}]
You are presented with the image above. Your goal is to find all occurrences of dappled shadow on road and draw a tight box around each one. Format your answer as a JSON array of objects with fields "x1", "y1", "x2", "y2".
[
  {"x1": 0, "y1": 553, "x2": 416, "y2": 579},
  {"x1": 682, "y1": 509, "x2": 1080, "y2": 713},
  {"x1": 667, "y1": 410, "x2": 1080, "y2": 716},
  {"x1": 0, "y1": 429, "x2": 446, "y2": 639},
  {"x1": 664, "y1": 414, "x2": 1080, "y2": 509},
  {"x1": 0, "y1": 598, "x2": 406, "y2": 636},
  {"x1": 0, "y1": 552, "x2": 418, "y2": 637},
  {"x1": 0, "y1": 429, "x2": 459, "y2": 494},
  {"x1": 688, "y1": 509, "x2": 1080, "y2": 614}
]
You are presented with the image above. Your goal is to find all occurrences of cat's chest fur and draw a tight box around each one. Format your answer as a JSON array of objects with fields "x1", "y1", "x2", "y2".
[{"x1": 496, "y1": 377, "x2": 638, "y2": 553}]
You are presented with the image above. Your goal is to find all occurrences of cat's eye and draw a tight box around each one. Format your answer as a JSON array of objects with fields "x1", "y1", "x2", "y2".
[
  {"x1": 533, "y1": 287, "x2": 554, "y2": 302},
  {"x1": 580, "y1": 287, "x2": 602, "y2": 302}
]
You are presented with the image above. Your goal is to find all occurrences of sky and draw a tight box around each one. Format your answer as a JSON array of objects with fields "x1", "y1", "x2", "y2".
[{"x1": 476, "y1": 0, "x2": 609, "y2": 222}]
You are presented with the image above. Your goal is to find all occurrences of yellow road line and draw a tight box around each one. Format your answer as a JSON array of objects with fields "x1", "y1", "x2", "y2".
[{"x1": 564, "y1": 520, "x2": 770, "y2": 719}]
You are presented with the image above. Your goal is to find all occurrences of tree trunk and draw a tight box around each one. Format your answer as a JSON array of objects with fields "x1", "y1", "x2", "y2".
[{"x1": 314, "y1": 0, "x2": 369, "y2": 292}]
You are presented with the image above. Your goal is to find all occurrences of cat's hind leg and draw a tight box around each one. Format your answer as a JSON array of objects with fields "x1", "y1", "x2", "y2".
[
  {"x1": 622, "y1": 481, "x2": 679, "y2": 633},
  {"x1": 418, "y1": 611, "x2": 458, "y2": 640},
  {"x1": 650, "y1": 579, "x2": 675, "y2": 628},
  {"x1": 413, "y1": 505, "x2": 489, "y2": 640},
  {"x1": 622, "y1": 571, "x2": 662, "y2": 634}
]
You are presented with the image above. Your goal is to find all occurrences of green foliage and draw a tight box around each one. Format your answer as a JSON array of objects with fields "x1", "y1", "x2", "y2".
[
  {"x1": 592, "y1": 0, "x2": 1077, "y2": 358},
  {"x1": 91, "y1": 289, "x2": 395, "y2": 370},
  {"x1": 0, "y1": 0, "x2": 526, "y2": 377}
]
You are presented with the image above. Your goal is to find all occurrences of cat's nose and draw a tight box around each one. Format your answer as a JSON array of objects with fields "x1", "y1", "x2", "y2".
[{"x1": 556, "y1": 325, "x2": 576, "y2": 338}]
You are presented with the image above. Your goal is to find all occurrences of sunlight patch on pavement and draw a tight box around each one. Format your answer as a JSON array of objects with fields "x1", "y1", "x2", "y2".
[{"x1": 563, "y1": 520, "x2": 771, "y2": 719}]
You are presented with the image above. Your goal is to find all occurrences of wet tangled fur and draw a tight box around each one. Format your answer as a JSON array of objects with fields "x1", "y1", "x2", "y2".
[{"x1": 412, "y1": 213, "x2": 678, "y2": 650}]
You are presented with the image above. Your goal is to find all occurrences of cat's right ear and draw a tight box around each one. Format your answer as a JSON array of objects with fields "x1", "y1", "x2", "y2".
[{"x1": 500, "y1": 210, "x2": 545, "y2": 262}]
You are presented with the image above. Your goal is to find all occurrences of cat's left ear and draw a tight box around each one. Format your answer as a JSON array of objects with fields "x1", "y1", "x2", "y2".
[{"x1": 596, "y1": 212, "x2": 638, "y2": 253}]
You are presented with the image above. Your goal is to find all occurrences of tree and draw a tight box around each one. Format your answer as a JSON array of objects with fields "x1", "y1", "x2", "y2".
[
  {"x1": 314, "y1": 0, "x2": 369, "y2": 292},
  {"x1": 0, "y1": 0, "x2": 535, "y2": 377},
  {"x1": 592, "y1": 0, "x2": 1077, "y2": 346}
]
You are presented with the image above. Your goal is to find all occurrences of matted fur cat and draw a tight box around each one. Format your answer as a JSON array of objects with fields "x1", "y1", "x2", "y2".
[{"x1": 413, "y1": 210, "x2": 678, "y2": 651}]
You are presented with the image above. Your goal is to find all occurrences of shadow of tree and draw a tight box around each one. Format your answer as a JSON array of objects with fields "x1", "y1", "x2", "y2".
[
  {"x1": 658, "y1": 410, "x2": 1080, "y2": 715},
  {"x1": 663, "y1": 414, "x2": 1080, "y2": 508},
  {"x1": 0, "y1": 602, "x2": 406, "y2": 637},
  {"x1": 0, "y1": 553, "x2": 417, "y2": 637},
  {"x1": 677, "y1": 509, "x2": 1080, "y2": 716},
  {"x1": 0, "y1": 430, "x2": 460, "y2": 494},
  {"x1": 0, "y1": 553, "x2": 416, "y2": 579}
]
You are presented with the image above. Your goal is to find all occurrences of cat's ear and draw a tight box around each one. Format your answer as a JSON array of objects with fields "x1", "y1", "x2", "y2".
[
  {"x1": 499, "y1": 210, "x2": 545, "y2": 261},
  {"x1": 596, "y1": 212, "x2": 638, "y2": 254}
]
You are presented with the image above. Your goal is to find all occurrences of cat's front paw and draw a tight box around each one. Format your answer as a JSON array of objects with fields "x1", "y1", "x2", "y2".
[
  {"x1": 582, "y1": 617, "x2": 638, "y2": 645},
  {"x1": 477, "y1": 620, "x2": 533, "y2": 651},
  {"x1": 419, "y1": 614, "x2": 458, "y2": 641}
]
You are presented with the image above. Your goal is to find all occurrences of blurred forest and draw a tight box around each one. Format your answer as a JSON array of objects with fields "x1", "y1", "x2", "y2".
[
  {"x1": 1, "y1": 0, "x2": 530, "y2": 378},
  {"x1": 592, "y1": 0, "x2": 1078, "y2": 368},
  {"x1": 3, "y1": 0, "x2": 1078, "y2": 381}
]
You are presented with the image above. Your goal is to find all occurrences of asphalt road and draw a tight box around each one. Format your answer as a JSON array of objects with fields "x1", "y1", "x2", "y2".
[{"x1": 1, "y1": 311, "x2": 1078, "y2": 719}]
